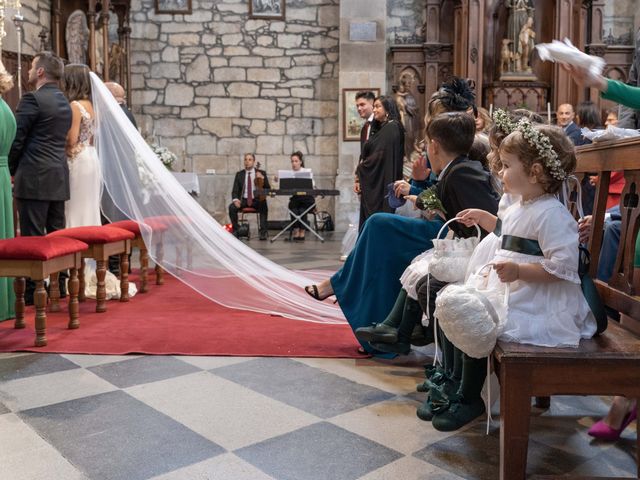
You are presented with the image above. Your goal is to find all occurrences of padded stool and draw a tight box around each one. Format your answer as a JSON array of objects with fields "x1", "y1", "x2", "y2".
[
  {"x1": 0, "y1": 236, "x2": 87, "y2": 346},
  {"x1": 48, "y1": 226, "x2": 135, "y2": 313},
  {"x1": 144, "y1": 215, "x2": 193, "y2": 279},
  {"x1": 109, "y1": 219, "x2": 168, "y2": 293}
]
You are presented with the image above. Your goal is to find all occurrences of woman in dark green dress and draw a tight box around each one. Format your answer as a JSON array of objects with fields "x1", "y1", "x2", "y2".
[{"x1": 0, "y1": 62, "x2": 16, "y2": 320}]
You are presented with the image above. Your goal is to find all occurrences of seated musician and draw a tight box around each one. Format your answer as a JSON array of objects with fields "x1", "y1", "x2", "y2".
[
  {"x1": 288, "y1": 151, "x2": 314, "y2": 241},
  {"x1": 229, "y1": 153, "x2": 270, "y2": 240}
]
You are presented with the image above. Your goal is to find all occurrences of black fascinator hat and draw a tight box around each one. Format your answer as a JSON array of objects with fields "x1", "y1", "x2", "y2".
[{"x1": 436, "y1": 77, "x2": 477, "y2": 117}]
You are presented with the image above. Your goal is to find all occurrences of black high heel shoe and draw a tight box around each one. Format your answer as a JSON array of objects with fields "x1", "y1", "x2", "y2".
[{"x1": 304, "y1": 285, "x2": 337, "y2": 303}]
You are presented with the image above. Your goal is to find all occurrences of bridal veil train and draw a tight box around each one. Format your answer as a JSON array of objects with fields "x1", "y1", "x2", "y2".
[{"x1": 90, "y1": 72, "x2": 344, "y2": 324}]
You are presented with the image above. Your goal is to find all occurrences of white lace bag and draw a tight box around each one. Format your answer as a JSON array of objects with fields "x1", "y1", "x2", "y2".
[
  {"x1": 434, "y1": 264, "x2": 509, "y2": 359},
  {"x1": 429, "y1": 217, "x2": 482, "y2": 283}
]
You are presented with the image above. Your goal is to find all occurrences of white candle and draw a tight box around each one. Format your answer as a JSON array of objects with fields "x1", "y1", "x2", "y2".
[
  {"x1": 489, "y1": 104, "x2": 493, "y2": 117},
  {"x1": 547, "y1": 102, "x2": 552, "y2": 125}
]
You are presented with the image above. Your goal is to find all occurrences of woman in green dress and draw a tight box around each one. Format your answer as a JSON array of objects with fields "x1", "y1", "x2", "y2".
[{"x1": 0, "y1": 62, "x2": 16, "y2": 321}]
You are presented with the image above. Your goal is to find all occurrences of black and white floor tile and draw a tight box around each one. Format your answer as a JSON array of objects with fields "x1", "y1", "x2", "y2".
[{"x1": 0, "y1": 233, "x2": 636, "y2": 479}]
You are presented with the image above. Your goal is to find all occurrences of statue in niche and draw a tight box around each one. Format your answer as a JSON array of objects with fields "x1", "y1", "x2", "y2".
[
  {"x1": 517, "y1": 16, "x2": 536, "y2": 72},
  {"x1": 395, "y1": 70, "x2": 421, "y2": 159},
  {"x1": 503, "y1": 0, "x2": 535, "y2": 76},
  {"x1": 65, "y1": 10, "x2": 88, "y2": 64}
]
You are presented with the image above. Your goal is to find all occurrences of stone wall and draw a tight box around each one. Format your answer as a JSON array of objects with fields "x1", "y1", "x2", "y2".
[
  {"x1": 129, "y1": 0, "x2": 339, "y2": 223},
  {"x1": 1, "y1": 0, "x2": 50, "y2": 55}
]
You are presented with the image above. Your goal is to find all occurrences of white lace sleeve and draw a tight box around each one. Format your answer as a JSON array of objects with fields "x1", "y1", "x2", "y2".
[{"x1": 537, "y1": 205, "x2": 581, "y2": 284}]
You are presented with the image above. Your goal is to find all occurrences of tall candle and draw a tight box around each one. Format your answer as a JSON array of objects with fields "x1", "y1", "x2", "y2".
[
  {"x1": 489, "y1": 104, "x2": 494, "y2": 117},
  {"x1": 547, "y1": 102, "x2": 552, "y2": 125}
]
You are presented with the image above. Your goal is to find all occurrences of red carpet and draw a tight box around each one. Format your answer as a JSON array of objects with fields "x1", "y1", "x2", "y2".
[{"x1": 0, "y1": 272, "x2": 365, "y2": 358}]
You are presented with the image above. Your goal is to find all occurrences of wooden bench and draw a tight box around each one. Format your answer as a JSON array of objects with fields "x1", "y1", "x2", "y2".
[{"x1": 493, "y1": 137, "x2": 640, "y2": 480}]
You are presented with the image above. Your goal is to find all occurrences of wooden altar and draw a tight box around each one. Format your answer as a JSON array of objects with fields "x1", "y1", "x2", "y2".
[
  {"x1": 390, "y1": 0, "x2": 636, "y2": 121},
  {"x1": 49, "y1": 0, "x2": 132, "y2": 104}
]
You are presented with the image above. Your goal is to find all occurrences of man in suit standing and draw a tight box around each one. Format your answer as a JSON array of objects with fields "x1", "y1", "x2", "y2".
[
  {"x1": 9, "y1": 51, "x2": 72, "y2": 303},
  {"x1": 105, "y1": 81, "x2": 137, "y2": 129},
  {"x1": 229, "y1": 153, "x2": 270, "y2": 240},
  {"x1": 353, "y1": 91, "x2": 379, "y2": 227},
  {"x1": 353, "y1": 91, "x2": 377, "y2": 194},
  {"x1": 556, "y1": 103, "x2": 582, "y2": 145},
  {"x1": 9, "y1": 51, "x2": 71, "y2": 237}
]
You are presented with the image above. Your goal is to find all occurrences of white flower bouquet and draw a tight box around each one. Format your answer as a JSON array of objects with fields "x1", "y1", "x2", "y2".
[{"x1": 149, "y1": 143, "x2": 177, "y2": 170}]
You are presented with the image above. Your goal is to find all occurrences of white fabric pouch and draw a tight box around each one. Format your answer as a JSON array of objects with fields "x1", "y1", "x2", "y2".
[
  {"x1": 434, "y1": 264, "x2": 509, "y2": 359},
  {"x1": 429, "y1": 217, "x2": 481, "y2": 283}
]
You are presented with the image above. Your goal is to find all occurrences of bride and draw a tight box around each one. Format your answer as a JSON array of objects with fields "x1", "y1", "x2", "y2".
[
  {"x1": 63, "y1": 63, "x2": 137, "y2": 299},
  {"x1": 88, "y1": 71, "x2": 342, "y2": 324}
]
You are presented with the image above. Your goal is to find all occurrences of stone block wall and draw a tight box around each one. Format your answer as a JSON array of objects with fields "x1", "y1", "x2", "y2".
[
  {"x1": 1, "y1": 0, "x2": 50, "y2": 55},
  {"x1": 129, "y1": 0, "x2": 340, "y2": 223}
]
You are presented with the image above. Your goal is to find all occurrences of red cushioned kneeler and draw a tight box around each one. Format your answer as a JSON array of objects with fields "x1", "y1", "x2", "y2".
[
  {"x1": 47, "y1": 226, "x2": 134, "y2": 313},
  {"x1": 109, "y1": 220, "x2": 169, "y2": 292},
  {"x1": 0, "y1": 236, "x2": 87, "y2": 346}
]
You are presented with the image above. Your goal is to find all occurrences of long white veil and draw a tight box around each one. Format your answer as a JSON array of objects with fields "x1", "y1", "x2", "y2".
[{"x1": 90, "y1": 73, "x2": 345, "y2": 324}]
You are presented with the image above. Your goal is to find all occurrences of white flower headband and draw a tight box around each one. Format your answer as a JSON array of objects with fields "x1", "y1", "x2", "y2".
[
  {"x1": 515, "y1": 118, "x2": 566, "y2": 181},
  {"x1": 492, "y1": 108, "x2": 515, "y2": 135}
]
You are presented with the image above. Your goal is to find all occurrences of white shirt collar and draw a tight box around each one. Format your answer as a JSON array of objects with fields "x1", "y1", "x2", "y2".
[
  {"x1": 436, "y1": 159, "x2": 456, "y2": 179},
  {"x1": 367, "y1": 113, "x2": 374, "y2": 123}
]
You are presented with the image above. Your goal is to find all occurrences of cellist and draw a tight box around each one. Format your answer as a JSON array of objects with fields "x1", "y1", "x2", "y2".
[{"x1": 228, "y1": 153, "x2": 270, "y2": 240}]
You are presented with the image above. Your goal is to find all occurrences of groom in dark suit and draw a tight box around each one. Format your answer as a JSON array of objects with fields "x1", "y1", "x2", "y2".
[
  {"x1": 9, "y1": 51, "x2": 71, "y2": 237},
  {"x1": 228, "y1": 153, "x2": 270, "y2": 240},
  {"x1": 9, "y1": 52, "x2": 72, "y2": 304}
]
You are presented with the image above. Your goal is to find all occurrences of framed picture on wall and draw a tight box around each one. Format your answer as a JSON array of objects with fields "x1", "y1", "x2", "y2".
[
  {"x1": 342, "y1": 88, "x2": 380, "y2": 142},
  {"x1": 155, "y1": 0, "x2": 192, "y2": 14},
  {"x1": 249, "y1": 0, "x2": 285, "y2": 20}
]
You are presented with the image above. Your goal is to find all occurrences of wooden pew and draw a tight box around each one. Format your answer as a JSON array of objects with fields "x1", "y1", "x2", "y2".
[{"x1": 493, "y1": 137, "x2": 640, "y2": 480}]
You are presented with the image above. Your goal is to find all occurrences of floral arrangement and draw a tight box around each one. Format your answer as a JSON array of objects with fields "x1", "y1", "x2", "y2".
[
  {"x1": 149, "y1": 143, "x2": 177, "y2": 170},
  {"x1": 417, "y1": 185, "x2": 447, "y2": 215}
]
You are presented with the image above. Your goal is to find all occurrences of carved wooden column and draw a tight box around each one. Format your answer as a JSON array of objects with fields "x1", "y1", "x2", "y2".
[
  {"x1": 423, "y1": 0, "x2": 443, "y2": 97},
  {"x1": 585, "y1": 0, "x2": 607, "y2": 106},
  {"x1": 451, "y1": 0, "x2": 485, "y2": 99},
  {"x1": 553, "y1": 0, "x2": 581, "y2": 108},
  {"x1": 122, "y1": 24, "x2": 131, "y2": 104},
  {"x1": 51, "y1": 0, "x2": 63, "y2": 56},
  {"x1": 101, "y1": 0, "x2": 111, "y2": 81},
  {"x1": 88, "y1": 0, "x2": 97, "y2": 72}
]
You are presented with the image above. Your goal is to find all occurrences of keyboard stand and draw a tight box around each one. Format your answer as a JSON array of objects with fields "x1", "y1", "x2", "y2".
[{"x1": 270, "y1": 201, "x2": 325, "y2": 243}]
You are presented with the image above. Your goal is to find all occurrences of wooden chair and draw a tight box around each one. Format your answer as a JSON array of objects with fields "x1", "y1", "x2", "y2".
[
  {"x1": 48, "y1": 226, "x2": 134, "y2": 313},
  {"x1": 494, "y1": 137, "x2": 640, "y2": 480},
  {"x1": 0, "y1": 236, "x2": 87, "y2": 346}
]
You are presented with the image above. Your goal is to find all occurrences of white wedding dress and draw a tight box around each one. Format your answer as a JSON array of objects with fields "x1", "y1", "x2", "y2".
[{"x1": 66, "y1": 100, "x2": 137, "y2": 300}]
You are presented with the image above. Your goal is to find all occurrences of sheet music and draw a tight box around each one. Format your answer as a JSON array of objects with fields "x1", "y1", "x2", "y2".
[{"x1": 278, "y1": 169, "x2": 313, "y2": 179}]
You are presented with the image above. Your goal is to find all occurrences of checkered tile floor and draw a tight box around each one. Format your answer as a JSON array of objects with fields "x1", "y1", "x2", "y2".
[{"x1": 0, "y1": 233, "x2": 636, "y2": 479}]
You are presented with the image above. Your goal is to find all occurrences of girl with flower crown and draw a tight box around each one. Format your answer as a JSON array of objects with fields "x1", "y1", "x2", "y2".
[{"x1": 427, "y1": 120, "x2": 597, "y2": 432}]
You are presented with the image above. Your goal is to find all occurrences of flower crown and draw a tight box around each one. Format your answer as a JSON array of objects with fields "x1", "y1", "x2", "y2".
[
  {"x1": 515, "y1": 118, "x2": 566, "y2": 181},
  {"x1": 492, "y1": 108, "x2": 515, "y2": 135}
]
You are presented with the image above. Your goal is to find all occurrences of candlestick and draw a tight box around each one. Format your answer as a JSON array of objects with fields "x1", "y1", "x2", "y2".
[
  {"x1": 547, "y1": 102, "x2": 552, "y2": 125},
  {"x1": 489, "y1": 104, "x2": 494, "y2": 117}
]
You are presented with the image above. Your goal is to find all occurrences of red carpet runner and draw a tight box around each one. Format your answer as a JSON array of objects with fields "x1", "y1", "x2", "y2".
[{"x1": 0, "y1": 273, "x2": 364, "y2": 358}]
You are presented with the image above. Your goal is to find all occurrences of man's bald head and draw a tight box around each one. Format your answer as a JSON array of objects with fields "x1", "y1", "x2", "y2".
[{"x1": 105, "y1": 81, "x2": 125, "y2": 104}]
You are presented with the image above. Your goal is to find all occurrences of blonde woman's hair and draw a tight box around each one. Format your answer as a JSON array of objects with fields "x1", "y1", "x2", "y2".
[{"x1": 0, "y1": 61, "x2": 14, "y2": 95}]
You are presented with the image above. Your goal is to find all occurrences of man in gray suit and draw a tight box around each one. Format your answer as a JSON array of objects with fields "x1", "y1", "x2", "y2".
[{"x1": 9, "y1": 51, "x2": 72, "y2": 237}]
